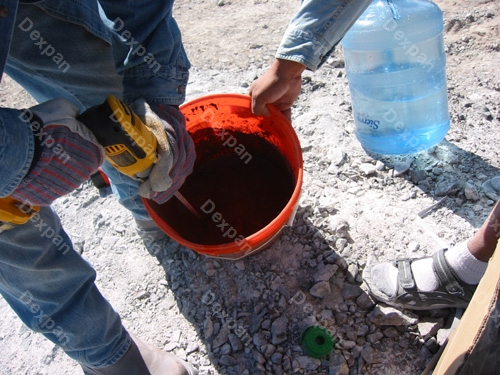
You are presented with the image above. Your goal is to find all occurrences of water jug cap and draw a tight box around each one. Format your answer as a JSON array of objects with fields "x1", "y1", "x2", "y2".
[{"x1": 300, "y1": 326, "x2": 335, "y2": 358}]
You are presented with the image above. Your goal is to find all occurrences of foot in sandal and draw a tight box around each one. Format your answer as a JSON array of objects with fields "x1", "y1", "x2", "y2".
[
  {"x1": 363, "y1": 198, "x2": 500, "y2": 310},
  {"x1": 363, "y1": 243, "x2": 485, "y2": 310}
]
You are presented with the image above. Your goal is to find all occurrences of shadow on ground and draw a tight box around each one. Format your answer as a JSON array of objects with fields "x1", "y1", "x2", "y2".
[{"x1": 152, "y1": 205, "x2": 380, "y2": 375}]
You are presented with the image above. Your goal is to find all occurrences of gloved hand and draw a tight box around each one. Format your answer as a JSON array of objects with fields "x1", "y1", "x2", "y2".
[
  {"x1": 130, "y1": 99, "x2": 195, "y2": 205},
  {"x1": 11, "y1": 99, "x2": 105, "y2": 206}
]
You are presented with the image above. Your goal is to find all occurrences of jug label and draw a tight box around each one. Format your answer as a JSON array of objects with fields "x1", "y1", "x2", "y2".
[{"x1": 355, "y1": 112, "x2": 380, "y2": 129}]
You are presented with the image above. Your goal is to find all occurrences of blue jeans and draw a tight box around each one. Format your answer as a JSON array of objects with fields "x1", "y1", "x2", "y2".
[{"x1": 1, "y1": 4, "x2": 152, "y2": 369}]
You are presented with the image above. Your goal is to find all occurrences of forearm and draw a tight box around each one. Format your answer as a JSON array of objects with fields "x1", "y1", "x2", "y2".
[
  {"x1": 0, "y1": 108, "x2": 35, "y2": 197},
  {"x1": 277, "y1": 0, "x2": 372, "y2": 71}
]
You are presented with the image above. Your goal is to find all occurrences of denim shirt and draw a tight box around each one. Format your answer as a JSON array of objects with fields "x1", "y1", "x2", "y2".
[
  {"x1": 0, "y1": 0, "x2": 190, "y2": 197},
  {"x1": 277, "y1": 0, "x2": 373, "y2": 71}
]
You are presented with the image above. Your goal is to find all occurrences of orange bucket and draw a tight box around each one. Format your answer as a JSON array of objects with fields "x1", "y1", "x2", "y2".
[{"x1": 143, "y1": 94, "x2": 303, "y2": 259}]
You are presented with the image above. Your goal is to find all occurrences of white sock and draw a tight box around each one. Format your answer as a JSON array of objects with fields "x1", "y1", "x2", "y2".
[
  {"x1": 445, "y1": 241, "x2": 488, "y2": 285},
  {"x1": 370, "y1": 241, "x2": 488, "y2": 297}
]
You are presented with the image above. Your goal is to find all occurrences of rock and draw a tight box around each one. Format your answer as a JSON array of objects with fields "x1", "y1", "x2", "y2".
[
  {"x1": 368, "y1": 305, "x2": 418, "y2": 326},
  {"x1": 432, "y1": 167, "x2": 443, "y2": 176},
  {"x1": 435, "y1": 181, "x2": 462, "y2": 196},
  {"x1": 314, "y1": 264, "x2": 338, "y2": 282},
  {"x1": 271, "y1": 316, "x2": 288, "y2": 345},
  {"x1": 329, "y1": 148, "x2": 345, "y2": 166},
  {"x1": 335, "y1": 312, "x2": 348, "y2": 325},
  {"x1": 464, "y1": 182, "x2": 480, "y2": 201},
  {"x1": 341, "y1": 284, "x2": 363, "y2": 300},
  {"x1": 294, "y1": 356, "x2": 321, "y2": 371},
  {"x1": 399, "y1": 337, "x2": 410, "y2": 349},
  {"x1": 382, "y1": 327, "x2": 400, "y2": 338},
  {"x1": 346, "y1": 263, "x2": 359, "y2": 283},
  {"x1": 336, "y1": 238, "x2": 348, "y2": 252},
  {"x1": 219, "y1": 355, "x2": 237, "y2": 366},
  {"x1": 212, "y1": 326, "x2": 230, "y2": 349},
  {"x1": 375, "y1": 160, "x2": 385, "y2": 171},
  {"x1": 234, "y1": 260, "x2": 245, "y2": 271},
  {"x1": 100, "y1": 235, "x2": 119, "y2": 250},
  {"x1": 228, "y1": 333, "x2": 244, "y2": 352},
  {"x1": 254, "y1": 351, "x2": 266, "y2": 364},
  {"x1": 408, "y1": 241, "x2": 420, "y2": 252},
  {"x1": 253, "y1": 332, "x2": 268, "y2": 346},
  {"x1": 410, "y1": 170, "x2": 427, "y2": 184},
  {"x1": 330, "y1": 217, "x2": 350, "y2": 238},
  {"x1": 204, "y1": 317, "x2": 214, "y2": 339},
  {"x1": 282, "y1": 356, "x2": 292, "y2": 372},
  {"x1": 393, "y1": 160, "x2": 412, "y2": 177},
  {"x1": 361, "y1": 346, "x2": 382, "y2": 364},
  {"x1": 261, "y1": 343, "x2": 276, "y2": 358},
  {"x1": 417, "y1": 317, "x2": 444, "y2": 341},
  {"x1": 356, "y1": 293, "x2": 376, "y2": 310},
  {"x1": 360, "y1": 163, "x2": 377, "y2": 176},
  {"x1": 339, "y1": 340, "x2": 356, "y2": 349},
  {"x1": 135, "y1": 290, "x2": 150, "y2": 300},
  {"x1": 220, "y1": 343, "x2": 232, "y2": 355},
  {"x1": 482, "y1": 177, "x2": 500, "y2": 201},
  {"x1": 329, "y1": 353, "x2": 350, "y2": 375},
  {"x1": 310, "y1": 281, "x2": 331, "y2": 299},
  {"x1": 186, "y1": 341, "x2": 199, "y2": 355},
  {"x1": 271, "y1": 352, "x2": 283, "y2": 364},
  {"x1": 424, "y1": 337, "x2": 440, "y2": 354},
  {"x1": 366, "y1": 332, "x2": 384, "y2": 344}
]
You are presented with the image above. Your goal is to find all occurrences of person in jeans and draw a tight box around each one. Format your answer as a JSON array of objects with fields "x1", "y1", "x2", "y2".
[
  {"x1": 249, "y1": 0, "x2": 500, "y2": 310},
  {"x1": 1, "y1": 1, "x2": 196, "y2": 374}
]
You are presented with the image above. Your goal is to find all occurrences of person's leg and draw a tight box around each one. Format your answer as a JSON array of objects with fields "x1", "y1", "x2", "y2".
[
  {"x1": 363, "y1": 199, "x2": 500, "y2": 310},
  {"x1": 467, "y1": 199, "x2": 500, "y2": 261},
  {"x1": 3, "y1": 4, "x2": 195, "y2": 374},
  {"x1": 0, "y1": 207, "x2": 130, "y2": 368}
]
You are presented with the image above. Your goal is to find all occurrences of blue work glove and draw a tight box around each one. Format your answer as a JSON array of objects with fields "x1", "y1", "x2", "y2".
[
  {"x1": 11, "y1": 99, "x2": 105, "y2": 206},
  {"x1": 130, "y1": 100, "x2": 195, "y2": 205}
]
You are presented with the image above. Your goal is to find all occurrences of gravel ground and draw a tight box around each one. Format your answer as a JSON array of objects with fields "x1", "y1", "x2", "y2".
[{"x1": 0, "y1": 0, "x2": 499, "y2": 374}]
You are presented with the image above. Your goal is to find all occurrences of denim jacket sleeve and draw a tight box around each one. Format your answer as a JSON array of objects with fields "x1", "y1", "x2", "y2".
[
  {"x1": 277, "y1": 0, "x2": 373, "y2": 71},
  {"x1": 97, "y1": 0, "x2": 191, "y2": 105},
  {"x1": 0, "y1": 109, "x2": 35, "y2": 197}
]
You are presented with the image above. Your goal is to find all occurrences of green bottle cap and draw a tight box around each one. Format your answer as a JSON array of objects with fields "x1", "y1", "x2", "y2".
[{"x1": 300, "y1": 326, "x2": 335, "y2": 359}]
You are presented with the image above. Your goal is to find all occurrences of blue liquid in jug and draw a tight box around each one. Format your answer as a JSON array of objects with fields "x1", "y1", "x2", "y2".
[
  {"x1": 342, "y1": 0, "x2": 450, "y2": 155},
  {"x1": 350, "y1": 63, "x2": 450, "y2": 155}
]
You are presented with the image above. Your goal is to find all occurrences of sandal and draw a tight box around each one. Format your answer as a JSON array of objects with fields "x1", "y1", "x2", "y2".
[{"x1": 363, "y1": 249, "x2": 477, "y2": 310}]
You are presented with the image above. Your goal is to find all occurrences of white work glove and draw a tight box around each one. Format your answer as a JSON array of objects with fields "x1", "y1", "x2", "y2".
[{"x1": 129, "y1": 99, "x2": 195, "y2": 204}]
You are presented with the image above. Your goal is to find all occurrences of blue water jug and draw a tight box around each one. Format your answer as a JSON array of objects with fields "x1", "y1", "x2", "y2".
[{"x1": 341, "y1": 0, "x2": 449, "y2": 155}]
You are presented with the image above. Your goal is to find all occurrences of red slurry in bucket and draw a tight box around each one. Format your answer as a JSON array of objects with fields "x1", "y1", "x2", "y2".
[
  {"x1": 149, "y1": 129, "x2": 294, "y2": 246},
  {"x1": 143, "y1": 94, "x2": 303, "y2": 259}
]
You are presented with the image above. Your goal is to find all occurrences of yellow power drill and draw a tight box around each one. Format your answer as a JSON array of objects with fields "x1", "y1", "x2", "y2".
[{"x1": 0, "y1": 95, "x2": 159, "y2": 230}]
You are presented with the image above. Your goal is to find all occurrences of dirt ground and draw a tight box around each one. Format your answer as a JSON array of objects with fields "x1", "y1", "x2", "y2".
[{"x1": 0, "y1": 0, "x2": 499, "y2": 374}]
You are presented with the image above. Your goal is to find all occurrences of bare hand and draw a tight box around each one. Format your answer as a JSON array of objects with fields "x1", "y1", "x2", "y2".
[{"x1": 249, "y1": 59, "x2": 306, "y2": 122}]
